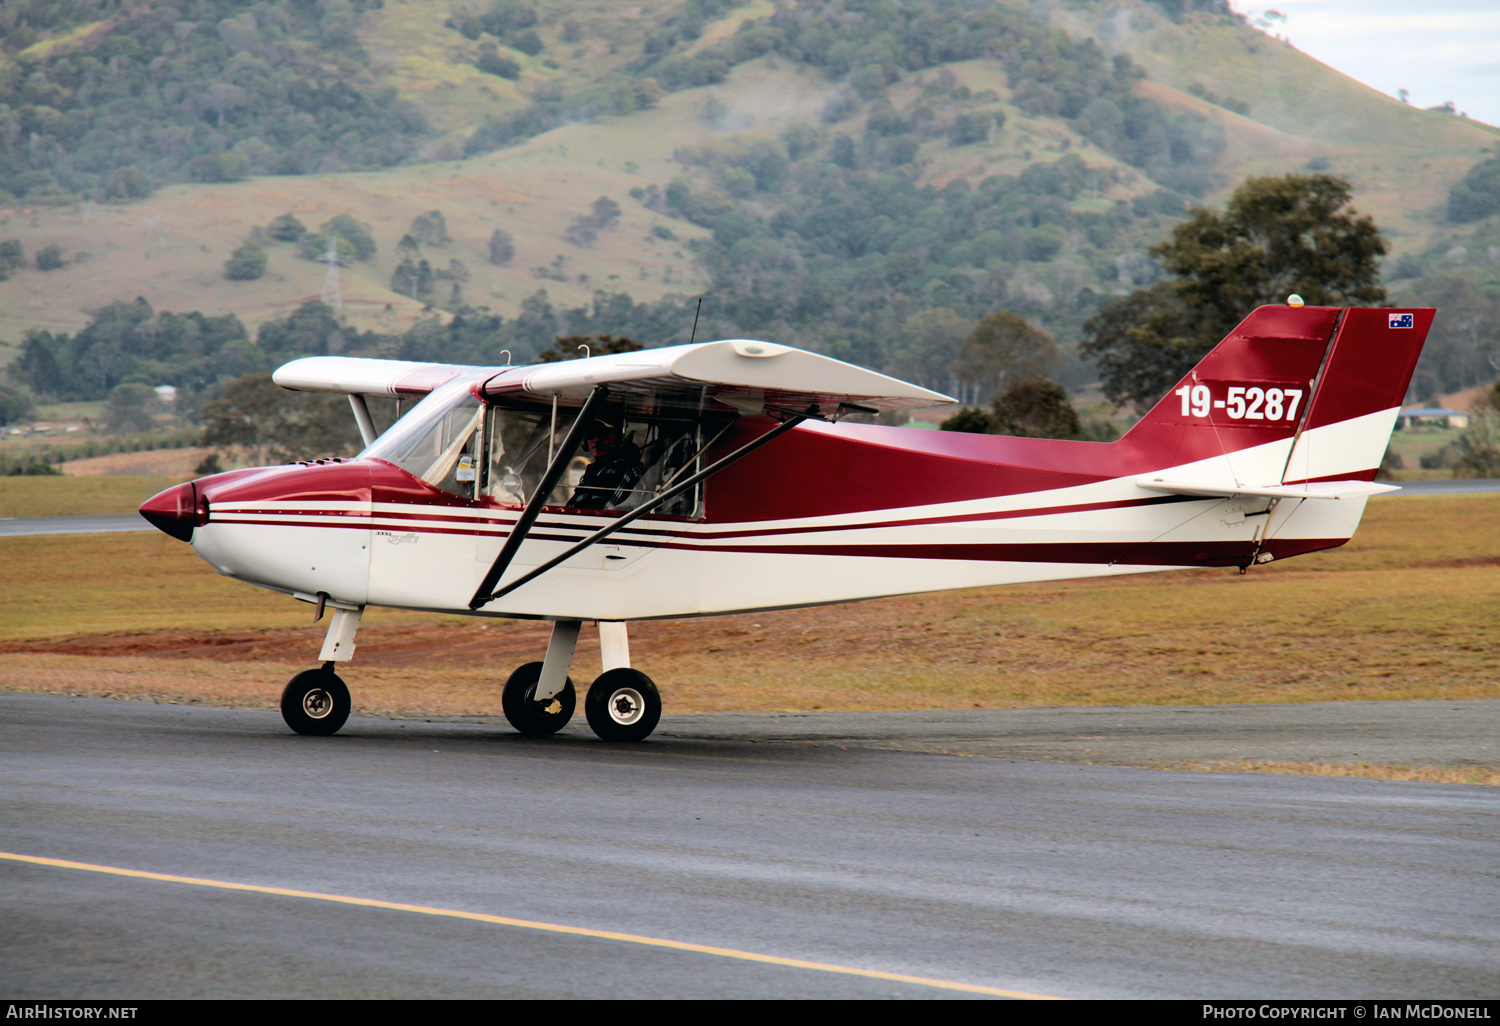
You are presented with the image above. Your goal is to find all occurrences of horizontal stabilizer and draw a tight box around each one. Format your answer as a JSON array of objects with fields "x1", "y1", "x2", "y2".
[{"x1": 1135, "y1": 476, "x2": 1400, "y2": 501}]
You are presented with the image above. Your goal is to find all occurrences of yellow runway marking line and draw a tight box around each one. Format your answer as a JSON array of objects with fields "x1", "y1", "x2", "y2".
[{"x1": 0, "y1": 850, "x2": 1060, "y2": 1000}]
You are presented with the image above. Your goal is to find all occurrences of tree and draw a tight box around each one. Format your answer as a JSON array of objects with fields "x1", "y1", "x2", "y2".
[
  {"x1": 952, "y1": 310, "x2": 1058, "y2": 407},
  {"x1": 8, "y1": 460, "x2": 63, "y2": 476},
  {"x1": 938, "y1": 379, "x2": 1083, "y2": 439},
  {"x1": 186, "y1": 152, "x2": 248, "y2": 183},
  {"x1": 8, "y1": 333, "x2": 64, "y2": 398},
  {"x1": 1449, "y1": 381, "x2": 1500, "y2": 479},
  {"x1": 224, "y1": 243, "x2": 268, "y2": 281},
  {"x1": 1083, "y1": 174, "x2": 1388, "y2": 409},
  {"x1": 488, "y1": 229, "x2": 516, "y2": 266},
  {"x1": 35, "y1": 244, "x2": 65, "y2": 271},
  {"x1": 410, "y1": 211, "x2": 451, "y2": 247},
  {"x1": 538, "y1": 335, "x2": 643, "y2": 362},
  {"x1": 1401, "y1": 274, "x2": 1500, "y2": 396},
  {"x1": 201, "y1": 373, "x2": 363, "y2": 465},
  {"x1": 476, "y1": 43, "x2": 521, "y2": 79},
  {"x1": 256, "y1": 301, "x2": 356, "y2": 363},
  {"x1": 318, "y1": 214, "x2": 377, "y2": 261},
  {"x1": 0, "y1": 382, "x2": 34, "y2": 425},
  {"x1": 633, "y1": 78, "x2": 664, "y2": 110},
  {"x1": 989, "y1": 379, "x2": 1083, "y2": 439},
  {"x1": 1448, "y1": 157, "x2": 1500, "y2": 224},
  {"x1": 886, "y1": 309, "x2": 973, "y2": 395},
  {"x1": 1080, "y1": 281, "x2": 1206, "y2": 411},
  {"x1": 0, "y1": 239, "x2": 22, "y2": 279},
  {"x1": 938, "y1": 407, "x2": 995, "y2": 434},
  {"x1": 105, "y1": 382, "x2": 157, "y2": 434},
  {"x1": 267, "y1": 214, "x2": 307, "y2": 242},
  {"x1": 565, "y1": 197, "x2": 622, "y2": 248},
  {"x1": 949, "y1": 111, "x2": 997, "y2": 145}
]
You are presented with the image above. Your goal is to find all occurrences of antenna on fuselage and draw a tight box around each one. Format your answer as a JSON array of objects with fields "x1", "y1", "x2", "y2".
[{"x1": 689, "y1": 296, "x2": 702, "y2": 344}]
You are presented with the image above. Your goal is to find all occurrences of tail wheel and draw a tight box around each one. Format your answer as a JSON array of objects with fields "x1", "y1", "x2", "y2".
[
  {"x1": 280, "y1": 668, "x2": 351, "y2": 736},
  {"x1": 585, "y1": 668, "x2": 661, "y2": 742},
  {"x1": 502, "y1": 661, "x2": 576, "y2": 736}
]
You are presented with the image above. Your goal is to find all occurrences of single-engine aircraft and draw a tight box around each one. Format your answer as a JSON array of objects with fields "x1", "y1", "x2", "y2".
[{"x1": 141, "y1": 303, "x2": 1432, "y2": 742}]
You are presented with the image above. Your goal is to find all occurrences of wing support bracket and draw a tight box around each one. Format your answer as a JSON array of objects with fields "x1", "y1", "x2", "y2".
[
  {"x1": 474, "y1": 413, "x2": 808, "y2": 608},
  {"x1": 469, "y1": 385, "x2": 610, "y2": 610},
  {"x1": 348, "y1": 394, "x2": 377, "y2": 448}
]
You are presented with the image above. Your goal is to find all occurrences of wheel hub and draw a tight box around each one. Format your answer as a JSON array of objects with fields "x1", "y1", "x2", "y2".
[
  {"x1": 608, "y1": 688, "x2": 644, "y2": 726},
  {"x1": 302, "y1": 688, "x2": 333, "y2": 719}
]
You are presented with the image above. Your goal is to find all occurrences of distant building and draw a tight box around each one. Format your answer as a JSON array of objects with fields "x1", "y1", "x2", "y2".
[
  {"x1": 154, "y1": 385, "x2": 178, "y2": 407},
  {"x1": 1396, "y1": 407, "x2": 1470, "y2": 430}
]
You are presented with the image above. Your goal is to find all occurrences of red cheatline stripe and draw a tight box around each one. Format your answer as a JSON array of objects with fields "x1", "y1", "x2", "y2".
[{"x1": 211, "y1": 492, "x2": 1195, "y2": 543}]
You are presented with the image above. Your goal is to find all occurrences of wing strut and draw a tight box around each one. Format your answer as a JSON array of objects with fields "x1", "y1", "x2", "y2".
[
  {"x1": 348, "y1": 395, "x2": 377, "y2": 448},
  {"x1": 469, "y1": 385, "x2": 610, "y2": 610},
  {"x1": 474, "y1": 413, "x2": 808, "y2": 608}
]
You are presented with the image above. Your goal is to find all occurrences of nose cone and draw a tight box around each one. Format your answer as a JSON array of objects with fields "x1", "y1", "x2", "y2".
[{"x1": 139, "y1": 482, "x2": 205, "y2": 542}]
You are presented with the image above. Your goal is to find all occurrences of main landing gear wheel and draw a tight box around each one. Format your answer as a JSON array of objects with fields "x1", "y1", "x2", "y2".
[
  {"x1": 502, "y1": 661, "x2": 576, "y2": 736},
  {"x1": 585, "y1": 668, "x2": 661, "y2": 742},
  {"x1": 280, "y1": 667, "x2": 351, "y2": 736}
]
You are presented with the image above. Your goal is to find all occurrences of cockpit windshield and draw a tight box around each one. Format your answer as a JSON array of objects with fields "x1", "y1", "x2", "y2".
[
  {"x1": 363, "y1": 378, "x2": 721, "y2": 518},
  {"x1": 361, "y1": 378, "x2": 484, "y2": 497}
]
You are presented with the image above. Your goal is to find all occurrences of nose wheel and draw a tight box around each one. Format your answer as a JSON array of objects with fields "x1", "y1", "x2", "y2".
[
  {"x1": 280, "y1": 666, "x2": 351, "y2": 736},
  {"x1": 585, "y1": 668, "x2": 661, "y2": 742}
]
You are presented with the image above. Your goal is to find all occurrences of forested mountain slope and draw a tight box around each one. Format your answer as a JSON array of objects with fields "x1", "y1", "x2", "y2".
[{"x1": 0, "y1": 0, "x2": 1494, "y2": 391}]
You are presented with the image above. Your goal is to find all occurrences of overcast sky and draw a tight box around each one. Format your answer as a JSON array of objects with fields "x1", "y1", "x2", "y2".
[{"x1": 1228, "y1": 1, "x2": 1500, "y2": 129}]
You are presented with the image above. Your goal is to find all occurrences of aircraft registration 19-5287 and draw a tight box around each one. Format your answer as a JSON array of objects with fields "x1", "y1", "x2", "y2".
[{"x1": 139, "y1": 302, "x2": 1434, "y2": 743}]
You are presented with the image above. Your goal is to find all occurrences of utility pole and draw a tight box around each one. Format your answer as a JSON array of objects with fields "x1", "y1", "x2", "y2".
[{"x1": 318, "y1": 235, "x2": 344, "y2": 316}]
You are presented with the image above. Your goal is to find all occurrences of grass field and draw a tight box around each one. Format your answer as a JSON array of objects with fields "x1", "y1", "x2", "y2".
[
  {"x1": 0, "y1": 476, "x2": 186, "y2": 517},
  {"x1": 1, "y1": 493, "x2": 1496, "y2": 732}
]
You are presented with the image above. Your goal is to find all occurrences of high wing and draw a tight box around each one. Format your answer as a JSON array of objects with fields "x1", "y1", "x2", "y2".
[
  {"x1": 481, "y1": 340, "x2": 954, "y2": 414},
  {"x1": 272, "y1": 356, "x2": 490, "y2": 398},
  {"x1": 273, "y1": 341, "x2": 955, "y2": 415}
]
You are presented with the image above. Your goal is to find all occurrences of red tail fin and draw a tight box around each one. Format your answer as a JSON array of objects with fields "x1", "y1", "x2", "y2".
[{"x1": 1120, "y1": 306, "x2": 1433, "y2": 483}]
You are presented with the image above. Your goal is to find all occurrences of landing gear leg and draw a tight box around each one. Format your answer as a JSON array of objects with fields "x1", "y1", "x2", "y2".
[
  {"x1": 501, "y1": 620, "x2": 579, "y2": 736},
  {"x1": 585, "y1": 623, "x2": 661, "y2": 742},
  {"x1": 280, "y1": 604, "x2": 362, "y2": 736}
]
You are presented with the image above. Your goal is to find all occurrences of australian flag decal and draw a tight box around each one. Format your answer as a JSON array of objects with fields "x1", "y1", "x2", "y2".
[{"x1": 1389, "y1": 312, "x2": 1414, "y2": 329}]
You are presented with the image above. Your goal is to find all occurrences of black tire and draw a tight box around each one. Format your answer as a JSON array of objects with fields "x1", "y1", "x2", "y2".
[
  {"x1": 585, "y1": 668, "x2": 661, "y2": 742},
  {"x1": 502, "y1": 661, "x2": 576, "y2": 736},
  {"x1": 280, "y1": 668, "x2": 351, "y2": 736}
]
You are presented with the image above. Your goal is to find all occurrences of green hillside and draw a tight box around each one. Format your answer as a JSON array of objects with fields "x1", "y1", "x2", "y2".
[{"x1": 0, "y1": 0, "x2": 1496, "y2": 401}]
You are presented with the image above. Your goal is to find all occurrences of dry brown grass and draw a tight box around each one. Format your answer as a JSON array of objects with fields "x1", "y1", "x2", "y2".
[
  {"x1": 0, "y1": 475, "x2": 186, "y2": 517},
  {"x1": 1169, "y1": 760, "x2": 1500, "y2": 787}
]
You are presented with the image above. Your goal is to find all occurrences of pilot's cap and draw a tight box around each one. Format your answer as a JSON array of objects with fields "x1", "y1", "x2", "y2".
[{"x1": 587, "y1": 411, "x2": 625, "y2": 437}]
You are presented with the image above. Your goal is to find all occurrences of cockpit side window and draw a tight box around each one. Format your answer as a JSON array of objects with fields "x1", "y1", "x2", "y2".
[{"x1": 482, "y1": 399, "x2": 723, "y2": 519}]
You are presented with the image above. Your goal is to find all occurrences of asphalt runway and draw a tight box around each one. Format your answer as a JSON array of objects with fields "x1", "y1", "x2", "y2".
[
  {"x1": 0, "y1": 514, "x2": 152, "y2": 537},
  {"x1": 659, "y1": 700, "x2": 1500, "y2": 768},
  {"x1": 3, "y1": 694, "x2": 1496, "y2": 999}
]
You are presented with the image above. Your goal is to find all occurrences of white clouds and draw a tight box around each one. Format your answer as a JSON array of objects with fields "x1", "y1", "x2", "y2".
[{"x1": 1229, "y1": 1, "x2": 1500, "y2": 127}]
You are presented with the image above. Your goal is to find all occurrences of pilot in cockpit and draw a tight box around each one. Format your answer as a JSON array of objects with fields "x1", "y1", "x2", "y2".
[{"x1": 568, "y1": 416, "x2": 644, "y2": 510}]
